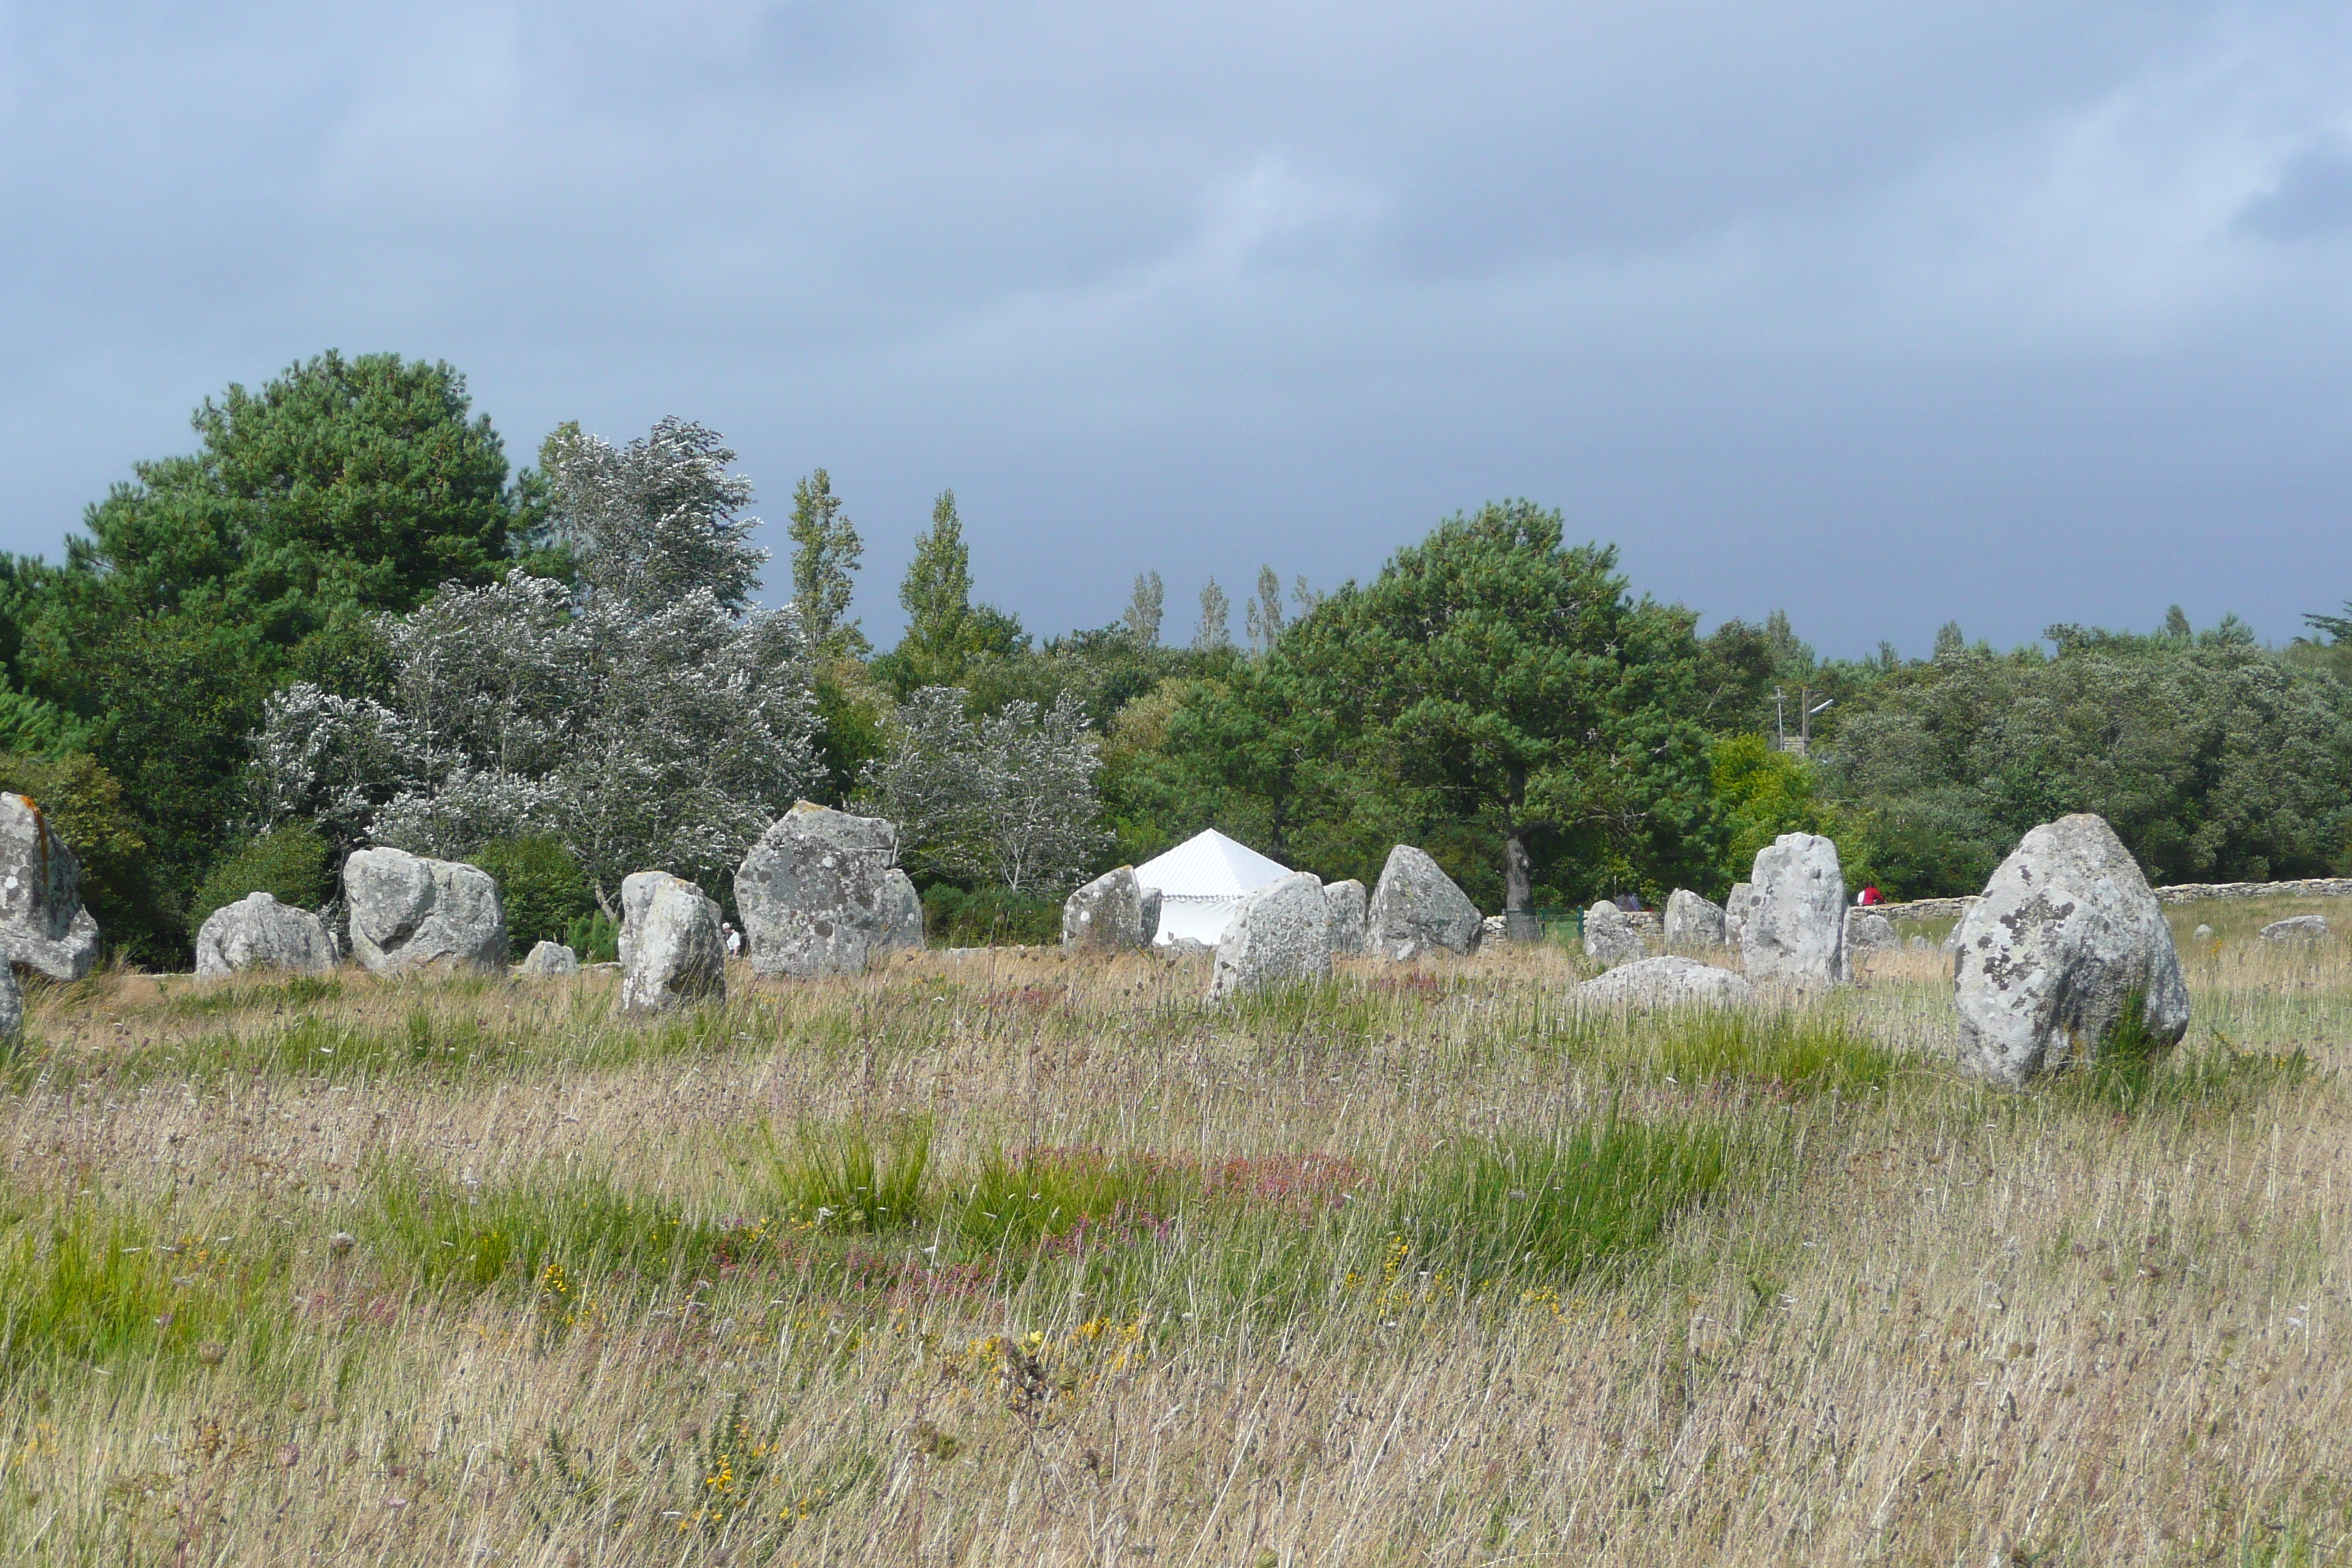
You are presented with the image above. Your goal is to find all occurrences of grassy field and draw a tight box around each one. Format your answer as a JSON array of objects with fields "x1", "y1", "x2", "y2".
[{"x1": 1, "y1": 905, "x2": 2347, "y2": 1567}]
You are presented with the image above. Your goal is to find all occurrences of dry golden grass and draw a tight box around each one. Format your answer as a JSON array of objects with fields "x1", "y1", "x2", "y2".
[{"x1": 0, "y1": 910, "x2": 2345, "y2": 1566}]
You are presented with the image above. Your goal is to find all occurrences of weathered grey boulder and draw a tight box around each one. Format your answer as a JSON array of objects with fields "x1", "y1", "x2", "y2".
[
  {"x1": 1364, "y1": 845, "x2": 1481, "y2": 960},
  {"x1": 1845, "y1": 911, "x2": 1898, "y2": 951},
  {"x1": 1062, "y1": 866, "x2": 1152, "y2": 953},
  {"x1": 1724, "y1": 882, "x2": 1753, "y2": 949},
  {"x1": 342, "y1": 848, "x2": 507, "y2": 974},
  {"x1": 1140, "y1": 889, "x2": 1163, "y2": 946},
  {"x1": 1905, "y1": 934, "x2": 1932, "y2": 952},
  {"x1": 1323, "y1": 880, "x2": 1367, "y2": 955},
  {"x1": 516, "y1": 940, "x2": 579, "y2": 976},
  {"x1": 1662, "y1": 889, "x2": 1726, "y2": 949},
  {"x1": 1740, "y1": 835, "x2": 1848, "y2": 985},
  {"x1": 1583, "y1": 901, "x2": 1648, "y2": 968},
  {"x1": 734, "y1": 802, "x2": 900, "y2": 977},
  {"x1": 1953, "y1": 813, "x2": 2190, "y2": 1087},
  {"x1": 1576, "y1": 954, "x2": 1755, "y2": 1010},
  {"x1": 0, "y1": 793, "x2": 99, "y2": 981},
  {"x1": 881, "y1": 869, "x2": 926, "y2": 954},
  {"x1": 619, "y1": 872, "x2": 725, "y2": 1013},
  {"x1": 0, "y1": 962, "x2": 20, "y2": 1042},
  {"x1": 2191, "y1": 923, "x2": 2215, "y2": 943},
  {"x1": 195, "y1": 892, "x2": 335, "y2": 977},
  {"x1": 2261, "y1": 915, "x2": 2329, "y2": 942},
  {"x1": 1208, "y1": 872, "x2": 1333, "y2": 1000}
]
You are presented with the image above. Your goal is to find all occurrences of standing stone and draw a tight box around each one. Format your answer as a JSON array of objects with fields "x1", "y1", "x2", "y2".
[
  {"x1": 1583, "y1": 901, "x2": 1648, "y2": 968},
  {"x1": 0, "y1": 962, "x2": 20, "y2": 1043},
  {"x1": 2261, "y1": 915, "x2": 2329, "y2": 942},
  {"x1": 1662, "y1": 889, "x2": 1727, "y2": 949},
  {"x1": 1364, "y1": 845, "x2": 1482, "y2": 960},
  {"x1": 1575, "y1": 955, "x2": 1755, "y2": 1010},
  {"x1": 1741, "y1": 834, "x2": 1848, "y2": 985},
  {"x1": 0, "y1": 793, "x2": 99, "y2": 981},
  {"x1": 881, "y1": 869, "x2": 926, "y2": 954},
  {"x1": 1845, "y1": 910, "x2": 1898, "y2": 951},
  {"x1": 1724, "y1": 883, "x2": 1754, "y2": 949},
  {"x1": 194, "y1": 892, "x2": 336, "y2": 977},
  {"x1": 1323, "y1": 879, "x2": 1368, "y2": 956},
  {"x1": 1062, "y1": 866, "x2": 1151, "y2": 953},
  {"x1": 1953, "y1": 813, "x2": 2190, "y2": 1087},
  {"x1": 1208, "y1": 872, "x2": 1333, "y2": 1000},
  {"x1": 619, "y1": 871, "x2": 725, "y2": 1013},
  {"x1": 1140, "y1": 889, "x2": 1164, "y2": 946},
  {"x1": 733, "y1": 802, "x2": 900, "y2": 977},
  {"x1": 342, "y1": 848, "x2": 507, "y2": 974},
  {"x1": 516, "y1": 940, "x2": 579, "y2": 976},
  {"x1": 2191, "y1": 924, "x2": 2215, "y2": 943}
]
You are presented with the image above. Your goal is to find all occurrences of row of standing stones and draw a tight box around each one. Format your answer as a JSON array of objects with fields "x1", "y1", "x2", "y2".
[
  {"x1": 1575, "y1": 817, "x2": 2196, "y2": 1087},
  {"x1": 0, "y1": 779, "x2": 2234, "y2": 1085},
  {"x1": 192, "y1": 801, "x2": 932, "y2": 1014},
  {"x1": 1056, "y1": 843, "x2": 1486, "y2": 1002}
]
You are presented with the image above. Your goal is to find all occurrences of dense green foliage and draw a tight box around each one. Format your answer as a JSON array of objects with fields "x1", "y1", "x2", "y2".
[
  {"x1": 469, "y1": 836, "x2": 598, "y2": 950},
  {"x1": 8, "y1": 353, "x2": 535, "y2": 961},
  {"x1": 1107, "y1": 503, "x2": 1716, "y2": 911}
]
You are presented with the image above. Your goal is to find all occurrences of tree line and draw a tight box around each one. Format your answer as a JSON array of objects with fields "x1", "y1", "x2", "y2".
[{"x1": 8, "y1": 350, "x2": 2351, "y2": 966}]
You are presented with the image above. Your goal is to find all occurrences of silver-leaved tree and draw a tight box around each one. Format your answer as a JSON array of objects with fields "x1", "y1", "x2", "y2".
[
  {"x1": 252, "y1": 419, "x2": 820, "y2": 912},
  {"x1": 859, "y1": 687, "x2": 1107, "y2": 894}
]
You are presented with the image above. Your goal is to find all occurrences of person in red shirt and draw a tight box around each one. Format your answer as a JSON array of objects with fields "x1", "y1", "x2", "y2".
[{"x1": 1857, "y1": 886, "x2": 1882, "y2": 906}]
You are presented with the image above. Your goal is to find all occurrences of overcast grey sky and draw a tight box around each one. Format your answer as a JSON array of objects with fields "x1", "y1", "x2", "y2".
[{"x1": 3, "y1": 1, "x2": 2349, "y2": 656}]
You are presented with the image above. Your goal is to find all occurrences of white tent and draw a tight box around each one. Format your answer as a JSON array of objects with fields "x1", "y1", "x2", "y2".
[{"x1": 1134, "y1": 829, "x2": 1294, "y2": 946}]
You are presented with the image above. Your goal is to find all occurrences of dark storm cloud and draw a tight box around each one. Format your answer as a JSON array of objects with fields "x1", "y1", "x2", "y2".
[{"x1": 2, "y1": 0, "x2": 2349, "y2": 657}]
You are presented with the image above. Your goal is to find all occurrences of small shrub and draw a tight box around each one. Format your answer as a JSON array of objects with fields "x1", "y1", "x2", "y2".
[
  {"x1": 921, "y1": 884, "x2": 1060, "y2": 946},
  {"x1": 564, "y1": 910, "x2": 620, "y2": 964},
  {"x1": 188, "y1": 822, "x2": 331, "y2": 933},
  {"x1": 471, "y1": 836, "x2": 598, "y2": 950}
]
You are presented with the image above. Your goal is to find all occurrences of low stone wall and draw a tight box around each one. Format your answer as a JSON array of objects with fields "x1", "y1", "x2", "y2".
[
  {"x1": 1870, "y1": 896, "x2": 1979, "y2": 924},
  {"x1": 1874, "y1": 877, "x2": 2352, "y2": 924},
  {"x1": 2150, "y1": 877, "x2": 2352, "y2": 905}
]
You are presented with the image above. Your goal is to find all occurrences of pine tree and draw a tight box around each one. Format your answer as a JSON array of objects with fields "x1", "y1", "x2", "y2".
[{"x1": 789, "y1": 468, "x2": 866, "y2": 656}]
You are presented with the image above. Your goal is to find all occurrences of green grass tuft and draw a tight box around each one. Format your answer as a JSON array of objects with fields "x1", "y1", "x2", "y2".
[{"x1": 1393, "y1": 1114, "x2": 1734, "y2": 1288}]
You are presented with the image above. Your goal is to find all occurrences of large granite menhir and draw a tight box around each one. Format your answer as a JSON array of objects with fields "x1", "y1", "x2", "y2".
[
  {"x1": 0, "y1": 792, "x2": 99, "y2": 981},
  {"x1": 734, "y1": 802, "x2": 919, "y2": 977},
  {"x1": 1364, "y1": 845, "x2": 1481, "y2": 960},
  {"x1": 883, "y1": 869, "x2": 926, "y2": 954},
  {"x1": 1323, "y1": 879, "x2": 1367, "y2": 956},
  {"x1": 1663, "y1": 889, "x2": 1726, "y2": 949},
  {"x1": 1063, "y1": 866, "x2": 1153, "y2": 953},
  {"x1": 342, "y1": 847, "x2": 507, "y2": 973},
  {"x1": 1577, "y1": 954, "x2": 1754, "y2": 1011},
  {"x1": 1583, "y1": 900, "x2": 1648, "y2": 968},
  {"x1": 619, "y1": 871, "x2": 725, "y2": 1013},
  {"x1": 1953, "y1": 813, "x2": 2190, "y2": 1087},
  {"x1": 1209, "y1": 871, "x2": 1333, "y2": 999},
  {"x1": 196, "y1": 892, "x2": 336, "y2": 976},
  {"x1": 1740, "y1": 834, "x2": 1848, "y2": 985}
]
